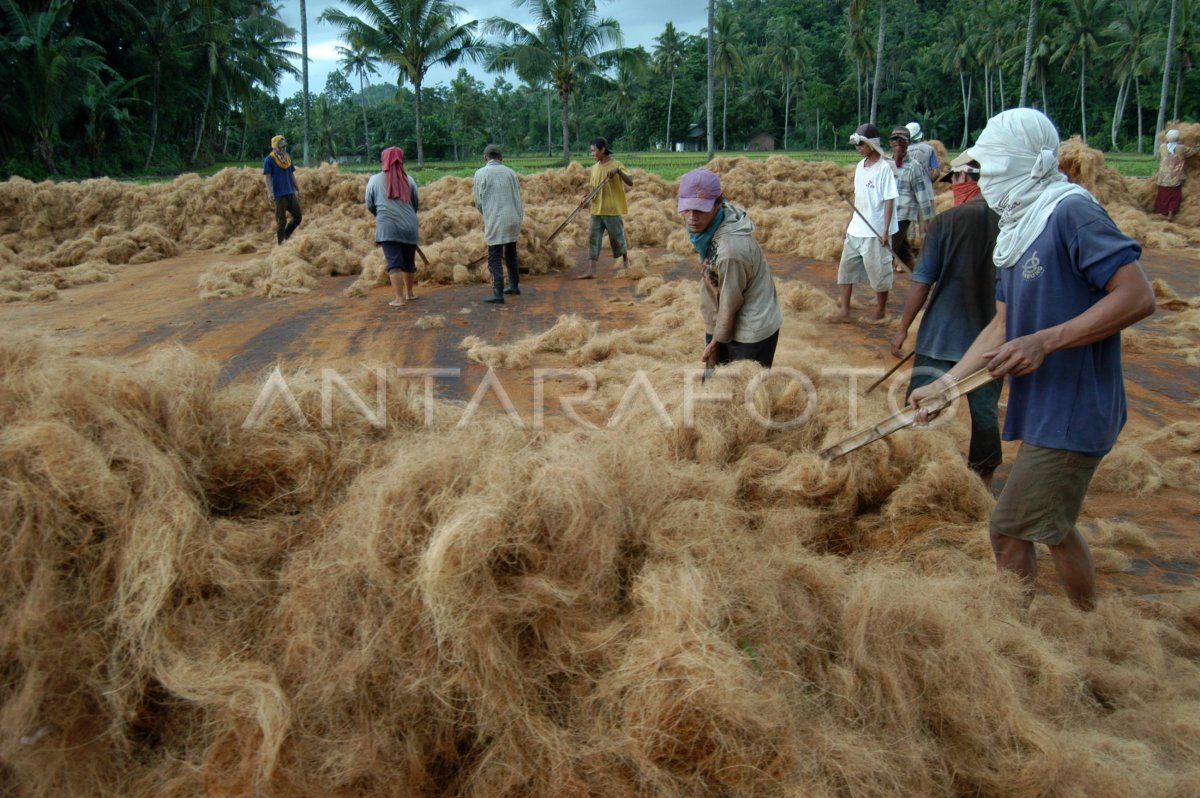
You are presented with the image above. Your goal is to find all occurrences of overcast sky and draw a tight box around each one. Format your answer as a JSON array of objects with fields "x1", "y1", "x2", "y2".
[{"x1": 276, "y1": 1, "x2": 709, "y2": 98}]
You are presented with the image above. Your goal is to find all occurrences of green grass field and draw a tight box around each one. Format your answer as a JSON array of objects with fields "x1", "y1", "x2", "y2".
[{"x1": 192, "y1": 148, "x2": 1158, "y2": 182}]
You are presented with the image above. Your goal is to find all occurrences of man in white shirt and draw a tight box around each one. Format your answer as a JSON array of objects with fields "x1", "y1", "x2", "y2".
[{"x1": 835, "y1": 123, "x2": 898, "y2": 321}]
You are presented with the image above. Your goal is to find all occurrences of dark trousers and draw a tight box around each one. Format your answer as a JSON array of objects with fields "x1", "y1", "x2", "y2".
[
  {"x1": 704, "y1": 329, "x2": 779, "y2": 369},
  {"x1": 891, "y1": 219, "x2": 915, "y2": 270},
  {"x1": 487, "y1": 241, "x2": 519, "y2": 292},
  {"x1": 906, "y1": 353, "x2": 1003, "y2": 474},
  {"x1": 274, "y1": 194, "x2": 302, "y2": 244}
]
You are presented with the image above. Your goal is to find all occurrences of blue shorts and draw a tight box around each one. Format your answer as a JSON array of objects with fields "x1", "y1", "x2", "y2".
[{"x1": 382, "y1": 241, "x2": 416, "y2": 273}]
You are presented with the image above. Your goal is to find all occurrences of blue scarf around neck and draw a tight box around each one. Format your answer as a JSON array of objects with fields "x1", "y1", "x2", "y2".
[{"x1": 689, "y1": 205, "x2": 725, "y2": 259}]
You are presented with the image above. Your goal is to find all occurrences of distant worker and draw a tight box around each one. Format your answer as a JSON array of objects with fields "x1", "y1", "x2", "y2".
[
  {"x1": 905, "y1": 121, "x2": 941, "y2": 186},
  {"x1": 891, "y1": 154, "x2": 1001, "y2": 490},
  {"x1": 835, "y1": 123, "x2": 897, "y2": 322},
  {"x1": 1154, "y1": 128, "x2": 1197, "y2": 221},
  {"x1": 677, "y1": 169, "x2": 783, "y2": 368},
  {"x1": 888, "y1": 126, "x2": 934, "y2": 273},
  {"x1": 473, "y1": 144, "x2": 525, "y2": 304},
  {"x1": 365, "y1": 146, "x2": 420, "y2": 307},
  {"x1": 911, "y1": 109, "x2": 1155, "y2": 612},
  {"x1": 263, "y1": 135, "x2": 302, "y2": 245},
  {"x1": 578, "y1": 137, "x2": 633, "y2": 279}
]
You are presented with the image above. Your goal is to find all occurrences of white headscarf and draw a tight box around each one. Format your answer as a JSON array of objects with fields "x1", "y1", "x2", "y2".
[
  {"x1": 969, "y1": 109, "x2": 1095, "y2": 269},
  {"x1": 1166, "y1": 128, "x2": 1180, "y2": 155},
  {"x1": 849, "y1": 132, "x2": 888, "y2": 160}
]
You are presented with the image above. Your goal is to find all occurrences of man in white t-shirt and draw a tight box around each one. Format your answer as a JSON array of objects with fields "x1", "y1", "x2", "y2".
[{"x1": 835, "y1": 123, "x2": 898, "y2": 321}]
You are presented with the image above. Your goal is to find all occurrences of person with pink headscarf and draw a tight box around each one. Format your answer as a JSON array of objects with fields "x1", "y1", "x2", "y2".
[{"x1": 365, "y1": 146, "x2": 420, "y2": 306}]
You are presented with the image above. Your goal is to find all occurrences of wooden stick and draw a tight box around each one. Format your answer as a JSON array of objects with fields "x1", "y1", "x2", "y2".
[
  {"x1": 415, "y1": 246, "x2": 430, "y2": 268},
  {"x1": 865, "y1": 350, "x2": 914, "y2": 394},
  {"x1": 820, "y1": 367, "x2": 996, "y2": 460},
  {"x1": 544, "y1": 170, "x2": 616, "y2": 246},
  {"x1": 842, "y1": 197, "x2": 908, "y2": 273}
]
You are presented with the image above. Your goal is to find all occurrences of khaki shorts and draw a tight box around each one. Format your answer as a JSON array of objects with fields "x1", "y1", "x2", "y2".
[
  {"x1": 588, "y1": 215, "x2": 627, "y2": 259},
  {"x1": 837, "y1": 234, "x2": 893, "y2": 292},
  {"x1": 990, "y1": 443, "x2": 1102, "y2": 546}
]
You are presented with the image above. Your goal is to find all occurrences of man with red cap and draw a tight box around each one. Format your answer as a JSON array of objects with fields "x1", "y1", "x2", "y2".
[{"x1": 677, "y1": 168, "x2": 782, "y2": 369}]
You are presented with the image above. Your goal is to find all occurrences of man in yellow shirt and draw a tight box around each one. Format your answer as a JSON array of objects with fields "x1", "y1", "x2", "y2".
[{"x1": 578, "y1": 137, "x2": 634, "y2": 279}]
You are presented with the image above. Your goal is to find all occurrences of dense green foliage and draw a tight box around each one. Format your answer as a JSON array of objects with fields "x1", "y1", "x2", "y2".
[{"x1": 1, "y1": 0, "x2": 1196, "y2": 180}]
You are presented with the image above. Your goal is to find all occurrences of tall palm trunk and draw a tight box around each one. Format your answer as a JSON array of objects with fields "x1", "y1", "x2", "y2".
[
  {"x1": 960, "y1": 70, "x2": 972, "y2": 148},
  {"x1": 1112, "y1": 76, "x2": 1129, "y2": 149},
  {"x1": 415, "y1": 80, "x2": 426, "y2": 166},
  {"x1": 1079, "y1": 50, "x2": 1088, "y2": 145},
  {"x1": 783, "y1": 77, "x2": 790, "y2": 149},
  {"x1": 706, "y1": 0, "x2": 714, "y2": 159},
  {"x1": 190, "y1": 69, "x2": 212, "y2": 165},
  {"x1": 144, "y1": 57, "x2": 162, "y2": 170},
  {"x1": 870, "y1": 0, "x2": 886, "y2": 124},
  {"x1": 665, "y1": 68, "x2": 675, "y2": 151},
  {"x1": 1020, "y1": 0, "x2": 1038, "y2": 106},
  {"x1": 1136, "y1": 77, "x2": 1144, "y2": 153},
  {"x1": 301, "y1": 0, "x2": 310, "y2": 166},
  {"x1": 559, "y1": 89, "x2": 570, "y2": 164},
  {"x1": 546, "y1": 89, "x2": 552, "y2": 156},
  {"x1": 1156, "y1": 0, "x2": 1179, "y2": 146},
  {"x1": 722, "y1": 74, "x2": 728, "y2": 151},
  {"x1": 359, "y1": 74, "x2": 371, "y2": 161}
]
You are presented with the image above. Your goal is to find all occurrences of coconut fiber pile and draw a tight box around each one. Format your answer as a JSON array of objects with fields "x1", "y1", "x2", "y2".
[
  {"x1": 3, "y1": 276, "x2": 1199, "y2": 797},
  {"x1": 3, "y1": 133, "x2": 1190, "y2": 303}
]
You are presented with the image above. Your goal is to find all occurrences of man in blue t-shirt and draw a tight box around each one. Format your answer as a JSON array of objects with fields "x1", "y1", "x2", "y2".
[
  {"x1": 911, "y1": 109, "x2": 1155, "y2": 612},
  {"x1": 263, "y1": 134, "x2": 302, "y2": 244}
]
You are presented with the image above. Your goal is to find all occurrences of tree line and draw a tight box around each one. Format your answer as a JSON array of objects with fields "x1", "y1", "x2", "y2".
[{"x1": 1, "y1": 0, "x2": 1196, "y2": 180}]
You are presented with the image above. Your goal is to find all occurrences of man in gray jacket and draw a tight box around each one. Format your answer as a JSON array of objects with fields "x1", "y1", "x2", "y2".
[
  {"x1": 473, "y1": 144, "x2": 525, "y2": 304},
  {"x1": 677, "y1": 168, "x2": 783, "y2": 368}
]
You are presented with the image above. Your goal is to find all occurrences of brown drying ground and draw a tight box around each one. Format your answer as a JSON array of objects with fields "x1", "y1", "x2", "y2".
[{"x1": 2, "y1": 236, "x2": 1197, "y2": 605}]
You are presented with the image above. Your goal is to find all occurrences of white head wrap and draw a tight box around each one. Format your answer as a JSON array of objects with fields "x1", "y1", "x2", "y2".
[
  {"x1": 905, "y1": 122, "x2": 923, "y2": 142},
  {"x1": 1166, "y1": 128, "x2": 1180, "y2": 155},
  {"x1": 848, "y1": 132, "x2": 888, "y2": 160},
  {"x1": 969, "y1": 109, "x2": 1095, "y2": 269}
]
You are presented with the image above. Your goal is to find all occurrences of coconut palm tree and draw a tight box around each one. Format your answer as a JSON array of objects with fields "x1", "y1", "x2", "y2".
[
  {"x1": 1157, "y1": 0, "x2": 1180, "y2": 145},
  {"x1": 653, "y1": 22, "x2": 684, "y2": 151},
  {"x1": 767, "y1": 18, "x2": 807, "y2": 150},
  {"x1": 870, "y1": 0, "x2": 886, "y2": 124},
  {"x1": 112, "y1": 0, "x2": 191, "y2": 170},
  {"x1": 712, "y1": 1, "x2": 744, "y2": 151},
  {"x1": 1020, "y1": 0, "x2": 1039, "y2": 105},
  {"x1": 0, "y1": 0, "x2": 107, "y2": 173},
  {"x1": 300, "y1": 0, "x2": 311, "y2": 165},
  {"x1": 941, "y1": 12, "x2": 977, "y2": 147},
  {"x1": 321, "y1": 0, "x2": 480, "y2": 167},
  {"x1": 1107, "y1": 0, "x2": 1161, "y2": 150},
  {"x1": 1054, "y1": 0, "x2": 1111, "y2": 145},
  {"x1": 485, "y1": 0, "x2": 622, "y2": 164},
  {"x1": 338, "y1": 34, "x2": 381, "y2": 160},
  {"x1": 844, "y1": 0, "x2": 873, "y2": 122}
]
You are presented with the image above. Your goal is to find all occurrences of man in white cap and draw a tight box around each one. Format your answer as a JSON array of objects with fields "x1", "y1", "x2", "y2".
[
  {"x1": 911, "y1": 109, "x2": 1155, "y2": 611},
  {"x1": 835, "y1": 123, "x2": 898, "y2": 322},
  {"x1": 892, "y1": 153, "x2": 1001, "y2": 490},
  {"x1": 1154, "y1": 128, "x2": 1197, "y2": 221},
  {"x1": 905, "y1": 121, "x2": 941, "y2": 187},
  {"x1": 677, "y1": 168, "x2": 783, "y2": 368}
]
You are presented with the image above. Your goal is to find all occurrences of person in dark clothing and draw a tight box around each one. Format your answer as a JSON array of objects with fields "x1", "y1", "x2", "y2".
[
  {"x1": 263, "y1": 135, "x2": 302, "y2": 244},
  {"x1": 892, "y1": 154, "x2": 1001, "y2": 490}
]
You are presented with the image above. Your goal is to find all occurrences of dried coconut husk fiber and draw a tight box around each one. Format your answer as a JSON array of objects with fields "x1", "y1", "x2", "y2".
[
  {"x1": 7, "y1": 136, "x2": 1198, "y2": 303},
  {"x1": 4, "y1": 274, "x2": 1200, "y2": 797}
]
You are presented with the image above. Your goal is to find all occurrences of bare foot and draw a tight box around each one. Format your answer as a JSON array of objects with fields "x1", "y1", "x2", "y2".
[
  {"x1": 388, "y1": 299, "x2": 406, "y2": 307},
  {"x1": 575, "y1": 273, "x2": 595, "y2": 280},
  {"x1": 406, "y1": 294, "x2": 419, "y2": 300},
  {"x1": 829, "y1": 312, "x2": 853, "y2": 324}
]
